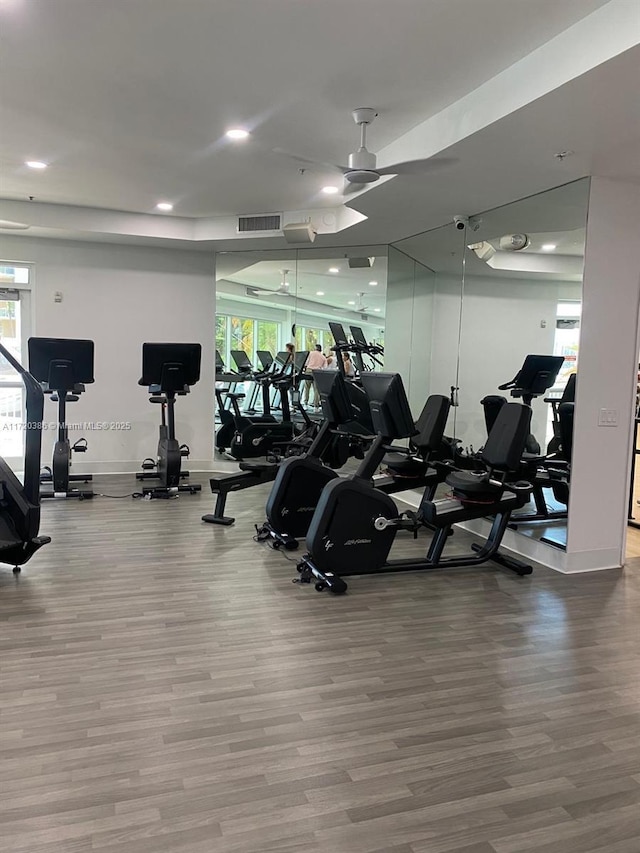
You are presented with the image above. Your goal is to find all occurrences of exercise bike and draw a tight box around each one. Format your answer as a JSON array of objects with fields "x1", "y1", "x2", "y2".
[
  {"x1": 136, "y1": 342, "x2": 202, "y2": 498},
  {"x1": 257, "y1": 371, "x2": 450, "y2": 550},
  {"x1": 296, "y1": 372, "x2": 534, "y2": 595},
  {"x1": 28, "y1": 337, "x2": 95, "y2": 500}
]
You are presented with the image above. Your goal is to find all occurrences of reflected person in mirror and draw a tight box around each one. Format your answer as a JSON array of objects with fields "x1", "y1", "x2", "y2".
[
  {"x1": 303, "y1": 344, "x2": 327, "y2": 409},
  {"x1": 342, "y1": 351, "x2": 356, "y2": 379}
]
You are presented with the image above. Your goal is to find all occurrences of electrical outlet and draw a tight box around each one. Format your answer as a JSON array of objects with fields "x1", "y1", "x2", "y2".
[{"x1": 598, "y1": 408, "x2": 618, "y2": 427}]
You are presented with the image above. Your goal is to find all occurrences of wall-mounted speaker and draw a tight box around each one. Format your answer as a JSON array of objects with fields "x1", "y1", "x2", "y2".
[{"x1": 282, "y1": 222, "x2": 316, "y2": 244}]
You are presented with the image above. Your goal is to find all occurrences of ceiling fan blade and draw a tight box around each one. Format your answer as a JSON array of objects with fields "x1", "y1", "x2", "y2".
[
  {"x1": 271, "y1": 146, "x2": 348, "y2": 174},
  {"x1": 343, "y1": 181, "x2": 368, "y2": 195},
  {"x1": 377, "y1": 156, "x2": 459, "y2": 176}
]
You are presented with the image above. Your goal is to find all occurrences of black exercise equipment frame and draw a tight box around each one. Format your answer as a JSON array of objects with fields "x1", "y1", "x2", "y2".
[
  {"x1": 28, "y1": 337, "x2": 95, "y2": 501},
  {"x1": 136, "y1": 343, "x2": 202, "y2": 499}
]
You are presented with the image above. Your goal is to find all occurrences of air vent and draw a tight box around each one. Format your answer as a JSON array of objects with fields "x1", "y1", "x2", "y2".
[{"x1": 237, "y1": 214, "x2": 281, "y2": 233}]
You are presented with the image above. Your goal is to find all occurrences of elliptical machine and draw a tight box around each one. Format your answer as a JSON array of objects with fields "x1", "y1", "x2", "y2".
[
  {"x1": 28, "y1": 337, "x2": 95, "y2": 500},
  {"x1": 0, "y1": 341, "x2": 51, "y2": 572},
  {"x1": 136, "y1": 343, "x2": 202, "y2": 498}
]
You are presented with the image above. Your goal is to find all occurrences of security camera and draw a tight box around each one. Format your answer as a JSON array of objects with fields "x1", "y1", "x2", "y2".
[{"x1": 453, "y1": 215, "x2": 469, "y2": 230}]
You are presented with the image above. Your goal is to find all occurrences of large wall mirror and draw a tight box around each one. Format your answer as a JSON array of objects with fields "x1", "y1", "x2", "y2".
[
  {"x1": 458, "y1": 178, "x2": 589, "y2": 552},
  {"x1": 214, "y1": 245, "x2": 387, "y2": 461},
  {"x1": 386, "y1": 178, "x2": 588, "y2": 558},
  {"x1": 387, "y1": 223, "x2": 466, "y2": 429}
]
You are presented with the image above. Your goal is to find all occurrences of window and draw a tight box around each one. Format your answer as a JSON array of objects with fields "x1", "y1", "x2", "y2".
[
  {"x1": 216, "y1": 313, "x2": 283, "y2": 372},
  {"x1": 295, "y1": 326, "x2": 325, "y2": 353},
  {"x1": 230, "y1": 317, "x2": 254, "y2": 359},
  {"x1": 256, "y1": 320, "x2": 278, "y2": 356},
  {"x1": 215, "y1": 315, "x2": 227, "y2": 367}
]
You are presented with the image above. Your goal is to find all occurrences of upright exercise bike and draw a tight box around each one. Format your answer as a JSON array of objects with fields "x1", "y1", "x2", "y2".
[
  {"x1": 136, "y1": 342, "x2": 202, "y2": 498},
  {"x1": 28, "y1": 337, "x2": 95, "y2": 500}
]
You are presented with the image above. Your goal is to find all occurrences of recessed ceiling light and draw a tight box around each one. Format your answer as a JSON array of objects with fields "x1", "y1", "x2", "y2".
[
  {"x1": 226, "y1": 128, "x2": 249, "y2": 140},
  {"x1": 25, "y1": 160, "x2": 47, "y2": 169},
  {"x1": 156, "y1": 202, "x2": 173, "y2": 211},
  {"x1": 316, "y1": 291, "x2": 325, "y2": 296},
  {"x1": 374, "y1": 308, "x2": 381, "y2": 312},
  {"x1": 348, "y1": 300, "x2": 355, "y2": 306},
  {"x1": 541, "y1": 243, "x2": 557, "y2": 252},
  {"x1": 321, "y1": 186, "x2": 339, "y2": 195},
  {"x1": 369, "y1": 281, "x2": 378, "y2": 286},
  {"x1": 329, "y1": 267, "x2": 339, "y2": 274}
]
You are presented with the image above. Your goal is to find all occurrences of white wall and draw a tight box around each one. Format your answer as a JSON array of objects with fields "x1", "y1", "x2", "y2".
[
  {"x1": 0, "y1": 236, "x2": 215, "y2": 472},
  {"x1": 429, "y1": 274, "x2": 581, "y2": 449},
  {"x1": 567, "y1": 177, "x2": 640, "y2": 570}
]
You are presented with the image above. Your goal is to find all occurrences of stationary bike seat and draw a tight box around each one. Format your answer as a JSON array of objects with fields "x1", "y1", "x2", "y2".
[{"x1": 239, "y1": 461, "x2": 277, "y2": 473}]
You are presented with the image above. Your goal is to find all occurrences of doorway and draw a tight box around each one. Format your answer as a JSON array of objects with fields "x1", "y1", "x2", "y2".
[{"x1": 0, "y1": 263, "x2": 33, "y2": 469}]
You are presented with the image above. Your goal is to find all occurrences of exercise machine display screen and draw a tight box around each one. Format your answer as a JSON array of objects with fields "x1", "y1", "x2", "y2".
[
  {"x1": 28, "y1": 337, "x2": 95, "y2": 385},
  {"x1": 361, "y1": 372, "x2": 415, "y2": 439},
  {"x1": 329, "y1": 322, "x2": 349, "y2": 348},
  {"x1": 140, "y1": 343, "x2": 201, "y2": 387},
  {"x1": 350, "y1": 326, "x2": 368, "y2": 347}
]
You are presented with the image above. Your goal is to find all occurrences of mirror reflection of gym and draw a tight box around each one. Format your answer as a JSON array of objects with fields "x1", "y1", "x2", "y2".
[
  {"x1": 386, "y1": 179, "x2": 587, "y2": 558},
  {"x1": 214, "y1": 247, "x2": 387, "y2": 462},
  {"x1": 457, "y1": 178, "x2": 588, "y2": 552}
]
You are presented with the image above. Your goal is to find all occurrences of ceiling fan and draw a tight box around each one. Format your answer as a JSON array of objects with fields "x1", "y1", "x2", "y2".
[
  {"x1": 275, "y1": 108, "x2": 457, "y2": 194},
  {"x1": 249, "y1": 269, "x2": 294, "y2": 297},
  {"x1": 354, "y1": 292, "x2": 369, "y2": 311}
]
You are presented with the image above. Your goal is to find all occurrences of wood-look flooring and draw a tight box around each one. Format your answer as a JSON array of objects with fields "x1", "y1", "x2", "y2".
[{"x1": 1, "y1": 474, "x2": 640, "y2": 853}]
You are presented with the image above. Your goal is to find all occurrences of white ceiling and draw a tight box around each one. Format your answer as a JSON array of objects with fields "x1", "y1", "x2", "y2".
[
  {"x1": 394, "y1": 178, "x2": 590, "y2": 280},
  {"x1": 221, "y1": 255, "x2": 388, "y2": 316},
  {"x1": 0, "y1": 0, "x2": 612, "y2": 219}
]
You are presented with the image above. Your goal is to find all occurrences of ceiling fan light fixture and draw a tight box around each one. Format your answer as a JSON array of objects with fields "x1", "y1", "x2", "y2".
[{"x1": 226, "y1": 128, "x2": 249, "y2": 140}]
